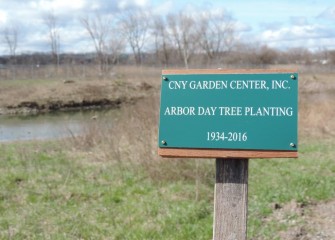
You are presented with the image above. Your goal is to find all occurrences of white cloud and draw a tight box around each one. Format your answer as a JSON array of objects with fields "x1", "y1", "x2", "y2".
[
  {"x1": 152, "y1": 0, "x2": 173, "y2": 15},
  {"x1": 118, "y1": 0, "x2": 149, "y2": 9},
  {"x1": 318, "y1": 6, "x2": 335, "y2": 21},
  {"x1": 259, "y1": 23, "x2": 335, "y2": 50},
  {"x1": 30, "y1": 0, "x2": 85, "y2": 12},
  {"x1": 290, "y1": 16, "x2": 309, "y2": 26},
  {"x1": 262, "y1": 24, "x2": 332, "y2": 42},
  {"x1": 0, "y1": 10, "x2": 7, "y2": 24},
  {"x1": 136, "y1": 0, "x2": 149, "y2": 7},
  {"x1": 234, "y1": 22, "x2": 252, "y2": 32}
]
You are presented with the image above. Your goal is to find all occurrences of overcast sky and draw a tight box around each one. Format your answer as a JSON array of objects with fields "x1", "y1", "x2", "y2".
[{"x1": 0, "y1": 0, "x2": 334, "y2": 55}]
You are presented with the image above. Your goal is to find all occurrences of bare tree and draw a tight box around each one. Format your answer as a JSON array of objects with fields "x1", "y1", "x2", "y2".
[
  {"x1": 44, "y1": 12, "x2": 61, "y2": 70},
  {"x1": 152, "y1": 15, "x2": 171, "y2": 66},
  {"x1": 168, "y1": 12, "x2": 197, "y2": 69},
  {"x1": 2, "y1": 24, "x2": 19, "y2": 79},
  {"x1": 257, "y1": 45, "x2": 279, "y2": 65},
  {"x1": 120, "y1": 9, "x2": 149, "y2": 65},
  {"x1": 80, "y1": 14, "x2": 112, "y2": 74},
  {"x1": 197, "y1": 10, "x2": 235, "y2": 64},
  {"x1": 329, "y1": 50, "x2": 335, "y2": 65},
  {"x1": 2, "y1": 25, "x2": 18, "y2": 60},
  {"x1": 108, "y1": 29, "x2": 125, "y2": 65},
  {"x1": 285, "y1": 47, "x2": 312, "y2": 64}
]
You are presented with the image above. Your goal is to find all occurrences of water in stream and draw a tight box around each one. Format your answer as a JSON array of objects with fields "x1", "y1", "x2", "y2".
[{"x1": 0, "y1": 109, "x2": 118, "y2": 142}]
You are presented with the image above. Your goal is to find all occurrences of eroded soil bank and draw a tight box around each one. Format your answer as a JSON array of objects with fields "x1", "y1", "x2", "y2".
[{"x1": 0, "y1": 79, "x2": 155, "y2": 115}]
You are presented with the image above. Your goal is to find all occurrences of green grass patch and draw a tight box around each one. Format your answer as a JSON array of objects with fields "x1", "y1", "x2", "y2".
[
  {"x1": 0, "y1": 138, "x2": 334, "y2": 239},
  {"x1": 0, "y1": 142, "x2": 213, "y2": 239}
]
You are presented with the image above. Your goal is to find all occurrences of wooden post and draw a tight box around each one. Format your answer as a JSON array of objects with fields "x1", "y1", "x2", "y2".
[{"x1": 213, "y1": 158, "x2": 249, "y2": 240}]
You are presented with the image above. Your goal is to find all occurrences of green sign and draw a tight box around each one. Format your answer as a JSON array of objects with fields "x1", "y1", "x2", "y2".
[{"x1": 158, "y1": 70, "x2": 298, "y2": 151}]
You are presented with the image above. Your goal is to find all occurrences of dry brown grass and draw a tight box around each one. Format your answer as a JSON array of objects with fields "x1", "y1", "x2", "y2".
[
  {"x1": 299, "y1": 98, "x2": 335, "y2": 137},
  {"x1": 299, "y1": 73, "x2": 335, "y2": 139},
  {"x1": 68, "y1": 94, "x2": 214, "y2": 185}
]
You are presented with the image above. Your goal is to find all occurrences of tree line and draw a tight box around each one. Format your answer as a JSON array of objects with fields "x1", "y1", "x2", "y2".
[{"x1": 1, "y1": 9, "x2": 335, "y2": 72}]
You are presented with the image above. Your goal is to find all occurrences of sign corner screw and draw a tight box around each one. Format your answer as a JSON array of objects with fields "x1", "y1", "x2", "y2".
[
  {"x1": 290, "y1": 143, "x2": 296, "y2": 147},
  {"x1": 161, "y1": 140, "x2": 167, "y2": 145},
  {"x1": 290, "y1": 74, "x2": 295, "y2": 79},
  {"x1": 162, "y1": 76, "x2": 168, "y2": 81}
]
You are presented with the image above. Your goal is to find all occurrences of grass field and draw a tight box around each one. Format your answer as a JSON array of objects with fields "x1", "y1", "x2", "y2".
[
  {"x1": 0, "y1": 137, "x2": 334, "y2": 239},
  {"x1": 0, "y1": 65, "x2": 335, "y2": 239}
]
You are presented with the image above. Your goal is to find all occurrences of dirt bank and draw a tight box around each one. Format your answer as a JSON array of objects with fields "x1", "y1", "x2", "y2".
[
  {"x1": 0, "y1": 78, "x2": 156, "y2": 115},
  {"x1": 1, "y1": 97, "x2": 136, "y2": 115}
]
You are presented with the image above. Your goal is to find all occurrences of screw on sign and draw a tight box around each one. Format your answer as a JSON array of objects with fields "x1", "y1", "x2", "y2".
[{"x1": 158, "y1": 69, "x2": 298, "y2": 240}]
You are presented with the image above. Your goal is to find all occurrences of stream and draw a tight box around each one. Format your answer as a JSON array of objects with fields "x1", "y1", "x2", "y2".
[{"x1": 0, "y1": 109, "x2": 118, "y2": 142}]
